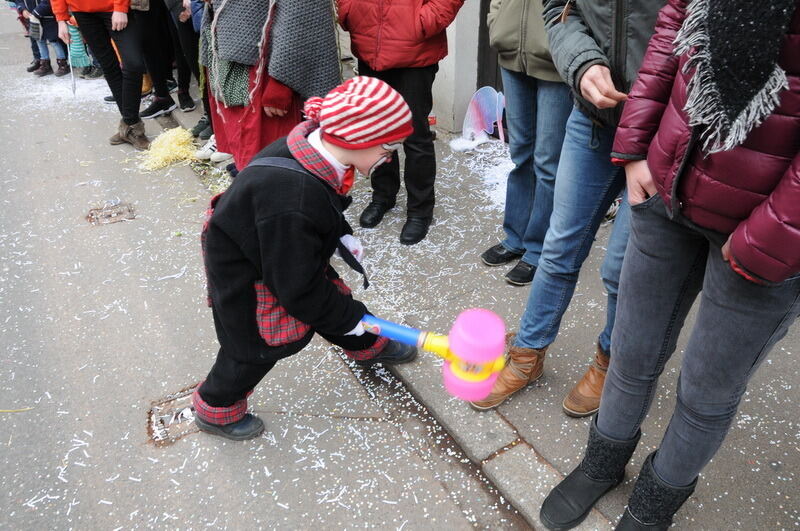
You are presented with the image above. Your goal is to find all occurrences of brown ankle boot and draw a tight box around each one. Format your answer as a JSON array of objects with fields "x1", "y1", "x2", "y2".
[
  {"x1": 34, "y1": 59, "x2": 53, "y2": 77},
  {"x1": 110, "y1": 120, "x2": 126, "y2": 145},
  {"x1": 119, "y1": 120, "x2": 151, "y2": 150},
  {"x1": 470, "y1": 334, "x2": 547, "y2": 410},
  {"x1": 54, "y1": 58, "x2": 70, "y2": 77},
  {"x1": 562, "y1": 344, "x2": 609, "y2": 417}
]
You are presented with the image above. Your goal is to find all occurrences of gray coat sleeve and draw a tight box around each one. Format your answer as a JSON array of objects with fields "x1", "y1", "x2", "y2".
[{"x1": 542, "y1": 0, "x2": 609, "y2": 92}]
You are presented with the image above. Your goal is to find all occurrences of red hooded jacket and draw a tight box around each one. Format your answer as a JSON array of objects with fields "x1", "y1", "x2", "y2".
[
  {"x1": 338, "y1": 0, "x2": 464, "y2": 71},
  {"x1": 612, "y1": 1, "x2": 800, "y2": 283}
]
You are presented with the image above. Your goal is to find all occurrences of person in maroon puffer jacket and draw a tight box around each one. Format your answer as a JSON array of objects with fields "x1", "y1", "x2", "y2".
[
  {"x1": 337, "y1": 0, "x2": 464, "y2": 245},
  {"x1": 539, "y1": 1, "x2": 800, "y2": 530}
]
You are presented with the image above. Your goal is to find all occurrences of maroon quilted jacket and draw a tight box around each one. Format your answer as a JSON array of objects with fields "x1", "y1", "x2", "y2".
[{"x1": 612, "y1": 1, "x2": 800, "y2": 283}]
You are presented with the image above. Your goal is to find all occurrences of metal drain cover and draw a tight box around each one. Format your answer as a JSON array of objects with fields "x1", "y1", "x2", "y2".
[
  {"x1": 147, "y1": 384, "x2": 200, "y2": 446},
  {"x1": 87, "y1": 201, "x2": 135, "y2": 225}
]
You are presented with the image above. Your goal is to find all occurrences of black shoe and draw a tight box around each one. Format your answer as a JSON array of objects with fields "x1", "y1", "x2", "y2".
[
  {"x1": 194, "y1": 413, "x2": 264, "y2": 441},
  {"x1": 178, "y1": 91, "x2": 196, "y2": 112},
  {"x1": 540, "y1": 418, "x2": 640, "y2": 530},
  {"x1": 505, "y1": 260, "x2": 536, "y2": 286},
  {"x1": 191, "y1": 114, "x2": 210, "y2": 137},
  {"x1": 399, "y1": 216, "x2": 431, "y2": 245},
  {"x1": 140, "y1": 96, "x2": 177, "y2": 119},
  {"x1": 356, "y1": 339, "x2": 418, "y2": 367},
  {"x1": 480, "y1": 243, "x2": 522, "y2": 266},
  {"x1": 166, "y1": 78, "x2": 178, "y2": 93},
  {"x1": 615, "y1": 453, "x2": 696, "y2": 531},
  {"x1": 359, "y1": 201, "x2": 392, "y2": 228},
  {"x1": 26, "y1": 59, "x2": 41, "y2": 73},
  {"x1": 104, "y1": 94, "x2": 116, "y2": 104},
  {"x1": 198, "y1": 125, "x2": 213, "y2": 140},
  {"x1": 84, "y1": 66, "x2": 104, "y2": 80},
  {"x1": 226, "y1": 162, "x2": 239, "y2": 179}
]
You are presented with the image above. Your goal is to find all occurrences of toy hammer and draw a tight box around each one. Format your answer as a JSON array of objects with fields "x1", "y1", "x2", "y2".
[{"x1": 361, "y1": 309, "x2": 506, "y2": 401}]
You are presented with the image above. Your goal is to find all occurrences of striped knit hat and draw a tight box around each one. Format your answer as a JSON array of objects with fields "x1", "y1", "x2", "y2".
[{"x1": 303, "y1": 76, "x2": 413, "y2": 149}]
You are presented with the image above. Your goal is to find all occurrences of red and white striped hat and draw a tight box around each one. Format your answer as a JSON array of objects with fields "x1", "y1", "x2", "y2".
[{"x1": 303, "y1": 76, "x2": 414, "y2": 149}]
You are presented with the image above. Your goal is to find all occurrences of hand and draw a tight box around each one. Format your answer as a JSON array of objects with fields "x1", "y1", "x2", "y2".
[
  {"x1": 111, "y1": 11, "x2": 128, "y2": 31},
  {"x1": 22, "y1": 9, "x2": 30, "y2": 18},
  {"x1": 339, "y1": 234, "x2": 364, "y2": 263},
  {"x1": 345, "y1": 321, "x2": 366, "y2": 336},
  {"x1": 58, "y1": 20, "x2": 70, "y2": 44},
  {"x1": 625, "y1": 160, "x2": 657, "y2": 206},
  {"x1": 182, "y1": 0, "x2": 190, "y2": 8},
  {"x1": 580, "y1": 65, "x2": 628, "y2": 109},
  {"x1": 178, "y1": 8, "x2": 191, "y2": 22},
  {"x1": 263, "y1": 106, "x2": 287, "y2": 118},
  {"x1": 721, "y1": 235, "x2": 731, "y2": 262}
]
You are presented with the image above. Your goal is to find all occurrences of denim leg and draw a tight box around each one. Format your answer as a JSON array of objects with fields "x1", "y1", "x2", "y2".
[
  {"x1": 598, "y1": 193, "x2": 631, "y2": 355},
  {"x1": 499, "y1": 68, "x2": 537, "y2": 256},
  {"x1": 52, "y1": 40, "x2": 67, "y2": 60},
  {"x1": 515, "y1": 108, "x2": 624, "y2": 349},
  {"x1": 30, "y1": 36, "x2": 40, "y2": 61},
  {"x1": 36, "y1": 40, "x2": 49, "y2": 61},
  {"x1": 597, "y1": 198, "x2": 706, "y2": 443},
  {"x1": 652, "y1": 240, "x2": 800, "y2": 487},
  {"x1": 519, "y1": 79, "x2": 572, "y2": 266}
]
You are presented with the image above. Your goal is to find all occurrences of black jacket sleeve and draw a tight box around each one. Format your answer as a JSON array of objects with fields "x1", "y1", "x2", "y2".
[{"x1": 256, "y1": 211, "x2": 367, "y2": 336}]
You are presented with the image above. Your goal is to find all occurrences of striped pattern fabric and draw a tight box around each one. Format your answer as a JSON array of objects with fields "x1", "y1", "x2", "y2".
[
  {"x1": 67, "y1": 25, "x2": 91, "y2": 68},
  {"x1": 312, "y1": 76, "x2": 413, "y2": 149}
]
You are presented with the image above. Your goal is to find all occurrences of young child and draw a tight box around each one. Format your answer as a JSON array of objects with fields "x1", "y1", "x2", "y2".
[{"x1": 193, "y1": 76, "x2": 417, "y2": 441}]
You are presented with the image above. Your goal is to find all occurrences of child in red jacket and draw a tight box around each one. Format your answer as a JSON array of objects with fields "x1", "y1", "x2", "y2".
[
  {"x1": 193, "y1": 77, "x2": 417, "y2": 441},
  {"x1": 338, "y1": 0, "x2": 464, "y2": 245}
]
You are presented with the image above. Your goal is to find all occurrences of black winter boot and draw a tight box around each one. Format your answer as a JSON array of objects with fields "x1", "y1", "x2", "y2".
[
  {"x1": 540, "y1": 417, "x2": 640, "y2": 530},
  {"x1": 26, "y1": 59, "x2": 41, "y2": 73},
  {"x1": 194, "y1": 413, "x2": 264, "y2": 441},
  {"x1": 615, "y1": 453, "x2": 696, "y2": 530}
]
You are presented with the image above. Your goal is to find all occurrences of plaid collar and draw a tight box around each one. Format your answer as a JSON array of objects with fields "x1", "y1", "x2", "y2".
[{"x1": 287, "y1": 121, "x2": 354, "y2": 195}]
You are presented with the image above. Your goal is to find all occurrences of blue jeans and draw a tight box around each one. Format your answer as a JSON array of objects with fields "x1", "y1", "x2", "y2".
[
  {"x1": 37, "y1": 39, "x2": 67, "y2": 61},
  {"x1": 499, "y1": 68, "x2": 573, "y2": 266},
  {"x1": 597, "y1": 197, "x2": 800, "y2": 487},
  {"x1": 516, "y1": 107, "x2": 630, "y2": 355}
]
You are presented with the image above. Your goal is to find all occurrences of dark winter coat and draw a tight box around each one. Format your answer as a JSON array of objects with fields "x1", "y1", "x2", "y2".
[
  {"x1": 543, "y1": 0, "x2": 667, "y2": 127},
  {"x1": 337, "y1": 0, "x2": 464, "y2": 71},
  {"x1": 21, "y1": 0, "x2": 59, "y2": 41},
  {"x1": 202, "y1": 138, "x2": 366, "y2": 363},
  {"x1": 611, "y1": 1, "x2": 800, "y2": 283}
]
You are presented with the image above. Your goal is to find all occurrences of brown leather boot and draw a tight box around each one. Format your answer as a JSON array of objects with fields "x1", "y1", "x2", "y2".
[
  {"x1": 119, "y1": 120, "x2": 151, "y2": 150},
  {"x1": 562, "y1": 344, "x2": 609, "y2": 417},
  {"x1": 33, "y1": 59, "x2": 53, "y2": 77},
  {"x1": 54, "y1": 58, "x2": 70, "y2": 77},
  {"x1": 109, "y1": 120, "x2": 126, "y2": 145},
  {"x1": 470, "y1": 334, "x2": 547, "y2": 410}
]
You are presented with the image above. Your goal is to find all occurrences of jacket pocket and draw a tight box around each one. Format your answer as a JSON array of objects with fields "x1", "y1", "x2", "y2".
[
  {"x1": 254, "y1": 281, "x2": 311, "y2": 346},
  {"x1": 488, "y1": 0, "x2": 520, "y2": 53}
]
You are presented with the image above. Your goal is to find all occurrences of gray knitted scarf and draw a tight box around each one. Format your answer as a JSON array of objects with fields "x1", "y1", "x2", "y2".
[
  {"x1": 674, "y1": 0, "x2": 797, "y2": 153},
  {"x1": 206, "y1": 0, "x2": 340, "y2": 101}
]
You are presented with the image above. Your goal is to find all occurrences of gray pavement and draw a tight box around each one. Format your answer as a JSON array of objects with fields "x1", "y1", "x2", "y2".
[
  {"x1": 2, "y1": 11, "x2": 798, "y2": 531},
  {"x1": 0, "y1": 15, "x2": 522, "y2": 530}
]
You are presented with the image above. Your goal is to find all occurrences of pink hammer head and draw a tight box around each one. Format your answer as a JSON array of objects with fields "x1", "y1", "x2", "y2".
[{"x1": 442, "y1": 309, "x2": 506, "y2": 401}]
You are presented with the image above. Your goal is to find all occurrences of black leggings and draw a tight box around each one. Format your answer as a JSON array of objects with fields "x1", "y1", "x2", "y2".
[
  {"x1": 137, "y1": 0, "x2": 174, "y2": 99},
  {"x1": 168, "y1": 13, "x2": 209, "y2": 114},
  {"x1": 74, "y1": 11, "x2": 145, "y2": 125}
]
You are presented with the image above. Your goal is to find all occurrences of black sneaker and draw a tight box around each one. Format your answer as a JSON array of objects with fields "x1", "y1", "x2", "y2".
[
  {"x1": 166, "y1": 78, "x2": 178, "y2": 93},
  {"x1": 190, "y1": 114, "x2": 210, "y2": 137},
  {"x1": 505, "y1": 260, "x2": 536, "y2": 286},
  {"x1": 198, "y1": 125, "x2": 214, "y2": 140},
  {"x1": 140, "y1": 96, "x2": 177, "y2": 119},
  {"x1": 481, "y1": 243, "x2": 523, "y2": 266},
  {"x1": 356, "y1": 339, "x2": 418, "y2": 367},
  {"x1": 194, "y1": 413, "x2": 264, "y2": 441},
  {"x1": 85, "y1": 66, "x2": 104, "y2": 80},
  {"x1": 178, "y1": 92, "x2": 196, "y2": 112},
  {"x1": 104, "y1": 94, "x2": 116, "y2": 104}
]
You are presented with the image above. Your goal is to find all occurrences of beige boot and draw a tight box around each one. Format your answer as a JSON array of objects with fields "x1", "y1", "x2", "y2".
[
  {"x1": 470, "y1": 334, "x2": 547, "y2": 410},
  {"x1": 109, "y1": 120, "x2": 126, "y2": 145},
  {"x1": 562, "y1": 343, "x2": 609, "y2": 417},
  {"x1": 119, "y1": 120, "x2": 150, "y2": 151}
]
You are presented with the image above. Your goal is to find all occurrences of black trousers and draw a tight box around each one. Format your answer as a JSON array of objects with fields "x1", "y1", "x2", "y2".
[
  {"x1": 137, "y1": 0, "x2": 174, "y2": 98},
  {"x1": 357, "y1": 62, "x2": 438, "y2": 218},
  {"x1": 73, "y1": 11, "x2": 145, "y2": 124},
  {"x1": 168, "y1": 12, "x2": 209, "y2": 114},
  {"x1": 200, "y1": 307, "x2": 381, "y2": 407}
]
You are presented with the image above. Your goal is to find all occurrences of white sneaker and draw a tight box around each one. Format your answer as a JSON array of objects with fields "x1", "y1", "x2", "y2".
[
  {"x1": 210, "y1": 151, "x2": 233, "y2": 163},
  {"x1": 195, "y1": 135, "x2": 217, "y2": 160}
]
